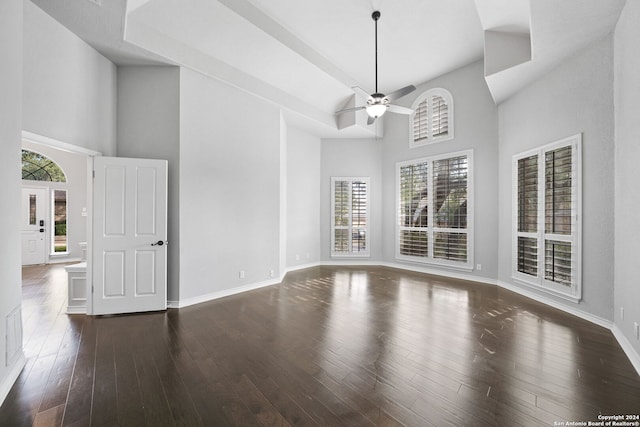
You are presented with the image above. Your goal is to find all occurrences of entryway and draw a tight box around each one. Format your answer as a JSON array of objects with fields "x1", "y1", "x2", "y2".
[
  {"x1": 20, "y1": 187, "x2": 47, "y2": 265},
  {"x1": 20, "y1": 139, "x2": 85, "y2": 267}
]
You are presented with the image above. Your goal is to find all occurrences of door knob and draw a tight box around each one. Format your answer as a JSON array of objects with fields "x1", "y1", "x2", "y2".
[{"x1": 151, "y1": 240, "x2": 168, "y2": 246}]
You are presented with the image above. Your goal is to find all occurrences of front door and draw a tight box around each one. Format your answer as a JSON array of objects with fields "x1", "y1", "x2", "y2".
[
  {"x1": 91, "y1": 156, "x2": 168, "y2": 315},
  {"x1": 21, "y1": 187, "x2": 47, "y2": 265}
]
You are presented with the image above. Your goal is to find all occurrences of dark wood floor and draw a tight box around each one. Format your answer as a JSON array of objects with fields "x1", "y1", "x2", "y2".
[{"x1": 1, "y1": 265, "x2": 639, "y2": 426}]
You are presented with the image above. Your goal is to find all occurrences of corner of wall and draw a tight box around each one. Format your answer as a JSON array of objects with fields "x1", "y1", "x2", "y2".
[
  {"x1": 612, "y1": 325, "x2": 640, "y2": 376},
  {"x1": 0, "y1": 0, "x2": 25, "y2": 408}
]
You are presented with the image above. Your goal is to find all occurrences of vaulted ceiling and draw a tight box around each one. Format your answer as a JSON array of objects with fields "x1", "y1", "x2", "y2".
[{"x1": 31, "y1": 0, "x2": 626, "y2": 138}]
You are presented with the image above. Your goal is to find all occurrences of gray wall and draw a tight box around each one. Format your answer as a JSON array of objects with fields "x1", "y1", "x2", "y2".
[
  {"x1": 3, "y1": 0, "x2": 117, "y2": 404},
  {"x1": 116, "y1": 66, "x2": 181, "y2": 303},
  {"x1": 179, "y1": 68, "x2": 282, "y2": 302},
  {"x1": 0, "y1": 0, "x2": 25, "y2": 405},
  {"x1": 286, "y1": 127, "x2": 321, "y2": 268},
  {"x1": 22, "y1": 140, "x2": 88, "y2": 262},
  {"x1": 614, "y1": 0, "x2": 640, "y2": 354},
  {"x1": 498, "y1": 36, "x2": 615, "y2": 321},
  {"x1": 320, "y1": 138, "x2": 383, "y2": 262},
  {"x1": 22, "y1": 1, "x2": 117, "y2": 156},
  {"x1": 380, "y1": 60, "x2": 499, "y2": 281}
]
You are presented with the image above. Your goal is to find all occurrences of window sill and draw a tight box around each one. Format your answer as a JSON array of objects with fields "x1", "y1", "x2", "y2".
[
  {"x1": 396, "y1": 255, "x2": 473, "y2": 272},
  {"x1": 511, "y1": 275, "x2": 581, "y2": 303}
]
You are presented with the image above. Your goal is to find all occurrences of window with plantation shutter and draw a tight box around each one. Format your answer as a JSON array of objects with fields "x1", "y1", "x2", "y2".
[
  {"x1": 331, "y1": 177, "x2": 370, "y2": 257},
  {"x1": 410, "y1": 88, "x2": 454, "y2": 147},
  {"x1": 516, "y1": 155, "x2": 538, "y2": 277},
  {"x1": 397, "y1": 150, "x2": 473, "y2": 269},
  {"x1": 512, "y1": 134, "x2": 582, "y2": 300}
]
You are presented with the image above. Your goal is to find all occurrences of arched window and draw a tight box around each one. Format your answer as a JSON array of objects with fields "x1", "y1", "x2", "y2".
[
  {"x1": 410, "y1": 88, "x2": 454, "y2": 147},
  {"x1": 21, "y1": 150, "x2": 66, "y2": 182}
]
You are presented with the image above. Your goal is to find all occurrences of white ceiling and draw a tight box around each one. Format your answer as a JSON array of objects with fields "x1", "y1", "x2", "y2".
[{"x1": 30, "y1": 0, "x2": 626, "y2": 138}]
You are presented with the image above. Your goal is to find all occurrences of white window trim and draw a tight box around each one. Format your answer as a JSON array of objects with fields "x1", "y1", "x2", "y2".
[
  {"x1": 511, "y1": 134, "x2": 582, "y2": 302},
  {"x1": 409, "y1": 88, "x2": 454, "y2": 148},
  {"x1": 330, "y1": 177, "x2": 371, "y2": 258},
  {"x1": 395, "y1": 150, "x2": 473, "y2": 271}
]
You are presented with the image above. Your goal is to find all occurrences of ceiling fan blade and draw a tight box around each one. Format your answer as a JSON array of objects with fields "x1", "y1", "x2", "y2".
[
  {"x1": 335, "y1": 106, "x2": 366, "y2": 115},
  {"x1": 385, "y1": 85, "x2": 416, "y2": 102},
  {"x1": 387, "y1": 104, "x2": 414, "y2": 115},
  {"x1": 367, "y1": 115, "x2": 376, "y2": 125},
  {"x1": 353, "y1": 86, "x2": 373, "y2": 100}
]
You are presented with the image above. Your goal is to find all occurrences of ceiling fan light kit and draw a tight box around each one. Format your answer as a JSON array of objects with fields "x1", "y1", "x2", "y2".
[
  {"x1": 365, "y1": 101, "x2": 387, "y2": 118},
  {"x1": 336, "y1": 10, "x2": 416, "y2": 125}
]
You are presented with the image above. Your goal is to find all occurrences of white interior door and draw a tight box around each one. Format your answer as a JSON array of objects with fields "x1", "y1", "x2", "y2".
[
  {"x1": 21, "y1": 187, "x2": 47, "y2": 266},
  {"x1": 92, "y1": 156, "x2": 168, "y2": 315}
]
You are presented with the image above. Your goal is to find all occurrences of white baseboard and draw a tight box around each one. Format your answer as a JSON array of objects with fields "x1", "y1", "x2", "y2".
[
  {"x1": 285, "y1": 261, "x2": 321, "y2": 274},
  {"x1": 169, "y1": 276, "x2": 283, "y2": 309},
  {"x1": 380, "y1": 261, "x2": 498, "y2": 286},
  {"x1": 497, "y1": 280, "x2": 613, "y2": 330},
  {"x1": 0, "y1": 354, "x2": 26, "y2": 407},
  {"x1": 611, "y1": 325, "x2": 640, "y2": 376},
  {"x1": 322, "y1": 260, "x2": 379, "y2": 266}
]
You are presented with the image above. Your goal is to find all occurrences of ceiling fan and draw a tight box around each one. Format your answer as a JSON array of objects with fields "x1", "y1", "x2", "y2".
[{"x1": 336, "y1": 10, "x2": 416, "y2": 125}]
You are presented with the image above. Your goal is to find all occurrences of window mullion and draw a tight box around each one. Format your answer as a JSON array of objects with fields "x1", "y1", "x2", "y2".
[
  {"x1": 537, "y1": 150, "x2": 545, "y2": 283},
  {"x1": 347, "y1": 181, "x2": 353, "y2": 253},
  {"x1": 427, "y1": 159, "x2": 434, "y2": 259}
]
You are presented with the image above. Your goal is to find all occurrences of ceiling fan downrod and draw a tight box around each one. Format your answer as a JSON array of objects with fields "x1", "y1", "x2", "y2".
[{"x1": 372, "y1": 10, "x2": 381, "y2": 95}]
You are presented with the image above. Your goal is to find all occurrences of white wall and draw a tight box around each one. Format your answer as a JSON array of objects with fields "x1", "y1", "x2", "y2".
[
  {"x1": 117, "y1": 66, "x2": 181, "y2": 303},
  {"x1": 380, "y1": 60, "x2": 500, "y2": 280},
  {"x1": 321, "y1": 138, "x2": 383, "y2": 262},
  {"x1": 614, "y1": 0, "x2": 640, "y2": 356},
  {"x1": 0, "y1": 0, "x2": 25, "y2": 406},
  {"x1": 179, "y1": 68, "x2": 282, "y2": 302},
  {"x1": 286, "y1": 127, "x2": 321, "y2": 268},
  {"x1": 22, "y1": 1, "x2": 117, "y2": 156},
  {"x1": 21, "y1": 140, "x2": 88, "y2": 262},
  {"x1": 498, "y1": 35, "x2": 615, "y2": 321}
]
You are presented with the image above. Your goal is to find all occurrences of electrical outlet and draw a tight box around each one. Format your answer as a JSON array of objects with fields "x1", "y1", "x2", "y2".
[
  {"x1": 295, "y1": 254, "x2": 300, "y2": 261},
  {"x1": 239, "y1": 270, "x2": 245, "y2": 279},
  {"x1": 621, "y1": 307, "x2": 625, "y2": 320},
  {"x1": 635, "y1": 322, "x2": 640, "y2": 340},
  {"x1": 476, "y1": 264, "x2": 482, "y2": 271},
  {"x1": 269, "y1": 269, "x2": 275, "y2": 278}
]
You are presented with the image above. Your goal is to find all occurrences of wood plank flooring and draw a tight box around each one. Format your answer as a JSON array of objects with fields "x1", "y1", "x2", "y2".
[{"x1": 1, "y1": 264, "x2": 639, "y2": 426}]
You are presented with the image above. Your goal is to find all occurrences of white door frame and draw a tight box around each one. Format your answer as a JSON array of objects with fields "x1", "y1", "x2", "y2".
[{"x1": 22, "y1": 131, "x2": 102, "y2": 314}]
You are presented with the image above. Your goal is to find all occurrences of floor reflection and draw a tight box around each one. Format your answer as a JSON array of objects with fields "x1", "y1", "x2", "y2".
[{"x1": 6, "y1": 264, "x2": 640, "y2": 426}]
